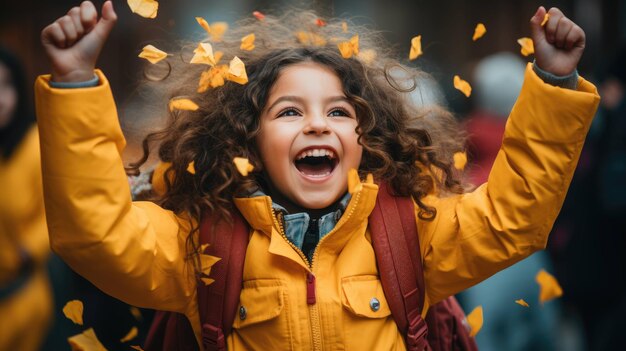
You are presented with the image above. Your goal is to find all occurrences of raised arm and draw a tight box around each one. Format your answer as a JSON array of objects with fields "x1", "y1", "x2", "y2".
[
  {"x1": 37, "y1": 1, "x2": 196, "y2": 315},
  {"x1": 418, "y1": 7, "x2": 600, "y2": 305}
]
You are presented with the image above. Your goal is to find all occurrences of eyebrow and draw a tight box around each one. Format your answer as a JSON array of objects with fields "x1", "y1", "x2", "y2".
[{"x1": 265, "y1": 95, "x2": 351, "y2": 112}]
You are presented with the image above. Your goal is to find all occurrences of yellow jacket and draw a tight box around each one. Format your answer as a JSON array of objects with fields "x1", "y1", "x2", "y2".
[
  {"x1": 0, "y1": 126, "x2": 53, "y2": 351},
  {"x1": 34, "y1": 64, "x2": 599, "y2": 350}
]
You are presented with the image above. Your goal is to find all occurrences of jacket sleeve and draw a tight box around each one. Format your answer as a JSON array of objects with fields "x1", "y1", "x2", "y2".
[
  {"x1": 418, "y1": 64, "x2": 600, "y2": 306},
  {"x1": 34, "y1": 71, "x2": 197, "y2": 314}
]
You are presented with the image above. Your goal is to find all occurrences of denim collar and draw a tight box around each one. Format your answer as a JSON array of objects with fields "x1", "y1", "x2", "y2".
[{"x1": 249, "y1": 189, "x2": 352, "y2": 251}]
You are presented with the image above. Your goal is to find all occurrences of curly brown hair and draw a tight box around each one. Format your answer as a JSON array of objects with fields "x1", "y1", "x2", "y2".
[{"x1": 127, "y1": 10, "x2": 466, "y2": 263}]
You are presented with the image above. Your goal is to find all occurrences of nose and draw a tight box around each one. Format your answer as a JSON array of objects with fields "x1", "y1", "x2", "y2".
[{"x1": 303, "y1": 113, "x2": 330, "y2": 135}]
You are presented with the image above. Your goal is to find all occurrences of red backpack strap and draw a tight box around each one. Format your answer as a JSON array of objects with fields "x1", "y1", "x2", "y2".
[
  {"x1": 197, "y1": 210, "x2": 250, "y2": 351},
  {"x1": 369, "y1": 182, "x2": 429, "y2": 351}
]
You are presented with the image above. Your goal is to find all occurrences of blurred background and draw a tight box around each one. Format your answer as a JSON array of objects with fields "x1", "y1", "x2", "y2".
[{"x1": 1, "y1": 0, "x2": 625, "y2": 350}]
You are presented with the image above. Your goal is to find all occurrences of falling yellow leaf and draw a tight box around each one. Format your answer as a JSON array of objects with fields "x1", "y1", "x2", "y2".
[
  {"x1": 253, "y1": 11, "x2": 265, "y2": 20},
  {"x1": 453, "y1": 75, "x2": 472, "y2": 97},
  {"x1": 196, "y1": 17, "x2": 210, "y2": 34},
  {"x1": 169, "y1": 98, "x2": 199, "y2": 112},
  {"x1": 200, "y1": 253, "x2": 221, "y2": 276},
  {"x1": 138, "y1": 45, "x2": 168, "y2": 64},
  {"x1": 198, "y1": 65, "x2": 228, "y2": 92},
  {"x1": 240, "y1": 33, "x2": 256, "y2": 51},
  {"x1": 130, "y1": 346, "x2": 145, "y2": 351},
  {"x1": 233, "y1": 157, "x2": 254, "y2": 176},
  {"x1": 120, "y1": 327, "x2": 138, "y2": 343},
  {"x1": 129, "y1": 306, "x2": 142, "y2": 321},
  {"x1": 190, "y1": 43, "x2": 217, "y2": 66},
  {"x1": 227, "y1": 56, "x2": 248, "y2": 85},
  {"x1": 207, "y1": 22, "x2": 228, "y2": 42},
  {"x1": 541, "y1": 13, "x2": 550, "y2": 26},
  {"x1": 338, "y1": 35, "x2": 359, "y2": 59},
  {"x1": 341, "y1": 22, "x2": 348, "y2": 33},
  {"x1": 63, "y1": 300, "x2": 84, "y2": 325},
  {"x1": 214, "y1": 51, "x2": 223, "y2": 64},
  {"x1": 453, "y1": 151, "x2": 467, "y2": 170},
  {"x1": 68, "y1": 328, "x2": 108, "y2": 351},
  {"x1": 472, "y1": 23, "x2": 486, "y2": 41},
  {"x1": 536, "y1": 269, "x2": 563, "y2": 304},
  {"x1": 348, "y1": 168, "x2": 362, "y2": 194},
  {"x1": 201, "y1": 277, "x2": 216, "y2": 286},
  {"x1": 515, "y1": 299, "x2": 530, "y2": 307},
  {"x1": 200, "y1": 243, "x2": 209, "y2": 253},
  {"x1": 357, "y1": 49, "x2": 377, "y2": 65},
  {"x1": 409, "y1": 35, "x2": 422, "y2": 60},
  {"x1": 295, "y1": 31, "x2": 327, "y2": 46},
  {"x1": 467, "y1": 306, "x2": 483, "y2": 337},
  {"x1": 517, "y1": 37, "x2": 534, "y2": 56},
  {"x1": 187, "y1": 161, "x2": 196, "y2": 175},
  {"x1": 127, "y1": 0, "x2": 158, "y2": 19}
]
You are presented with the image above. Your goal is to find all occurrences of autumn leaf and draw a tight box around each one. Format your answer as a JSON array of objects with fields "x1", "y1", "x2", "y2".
[
  {"x1": 467, "y1": 305, "x2": 483, "y2": 337},
  {"x1": 233, "y1": 157, "x2": 254, "y2": 176},
  {"x1": 409, "y1": 35, "x2": 422, "y2": 60},
  {"x1": 453, "y1": 75, "x2": 472, "y2": 97},
  {"x1": 190, "y1": 43, "x2": 218, "y2": 66},
  {"x1": 473, "y1": 23, "x2": 486, "y2": 41},
  {"x1": 517, "y1": 37, "x2": 534, "y2": 56},
  {"x1": 208, "y1": 22, "x2": 228, "y2": 42},
  {"x1": 338, "y1": 35, "x2": 359, "y2": 59},
  {"x1": 187, "y1": 161, "x2": 196, "y2": 175},
  {"x1": 68, "y1": 328, "x2": 108, "y2": 351},
  {"x1": 127, "y1": 0, "x2": 158, "y2": 19},
  {"x1": 315, "y1": 18, "x2": 327, "y2": 27},
  {"x1": 196, "y1": 17, "x2": 211, "y2": 34},
  {"x1": 198, "y1": 65, "x2": 228, "y2": 92},
  {"x1": 541, "y1": 13, "x2": 550, "y2": 26},
  {"x1": 200, "y1": 243, "x2": 209, "y2": 253},
  {"x1": 453, "y1": 151, "x2": 467, "y2": 170},
  {"x1": 138, "y1": 45, "x2": 168, "y2": 64},
  {"x1": 200, "y1": 253, "x2": 221, "y2": 276},
  {"x1": 295, "y1": 31, "x2": 327, "y2": 46},
  {"x1": 129, "y1": 306, "x2": 142, "y2": 321},
  {"x1": 515, "y1": 299, "x2": 530, "y2": 307},
  {"x1": 227, "y1": 57, "x2": 249, "y2": 85},
  {"x1": 169, "y1": 98, "x2": 199, "y2": 112},
  {"x1": 120, "y1": 327, "x2": 138, "y2": 343},
  {"x1": 253, "y1": 11, "x2": 265, "y2": 20},
  {"x1": 63, "y1": 300, "x2": 84, "y2": 325},
  {"x1": 240, "y1": 33, "x2": 256, "y2": 51},
  {"x1": 536, "y1": 269, "x2": 563, "y2": 304},
  {"x1": 341, "y1": 22, "x2": 348, "y2": 33}
]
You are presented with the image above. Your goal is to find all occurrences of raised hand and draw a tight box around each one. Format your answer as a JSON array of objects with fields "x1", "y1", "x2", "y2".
[
  {"x1": 530, "y1": 6, "x2": 585, "y2": 76},
  {"x1": 41, "y1": 1, "x2": 117, "y2": 82}
]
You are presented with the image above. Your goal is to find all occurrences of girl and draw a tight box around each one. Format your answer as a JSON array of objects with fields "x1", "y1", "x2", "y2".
[{"x1": 36, "y1": 1, "x2": 599, "y2": 350}]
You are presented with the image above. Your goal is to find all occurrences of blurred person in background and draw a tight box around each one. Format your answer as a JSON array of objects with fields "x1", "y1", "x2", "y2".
[
  {"x1": 0, "y1": 46, "x2": 53, "y2": 351},
  {"x1": 460, "y1": 52, "x2": 562, "y2": 351}
]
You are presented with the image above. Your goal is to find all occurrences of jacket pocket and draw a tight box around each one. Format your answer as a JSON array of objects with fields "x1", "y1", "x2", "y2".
[
  {"x1": 341, "y1": 275, "x2": 391, "y2": 318},
  {"x1": 231, "y1": 279, "x2": 292, "y2": 350},
  {"x1": 341, "y1": 275, "x2": 404, "y2": 350}
]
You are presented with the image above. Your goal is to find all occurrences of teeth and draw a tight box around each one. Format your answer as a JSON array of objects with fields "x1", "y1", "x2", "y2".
[{"x1": 296, "y1": 148, "x2": 336, "y2": 160}]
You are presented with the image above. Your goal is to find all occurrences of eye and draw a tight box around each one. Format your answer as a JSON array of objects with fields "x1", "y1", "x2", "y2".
[
  {"x1": 277, "y1": 108, "x2": 301, "y2": 118},
  {"x1": 328, "y1": 107, "x2": 351, "y2": 118}
]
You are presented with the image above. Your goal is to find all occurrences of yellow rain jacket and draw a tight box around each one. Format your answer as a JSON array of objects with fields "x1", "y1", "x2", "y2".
[
  {"x1": 0, "y1": 127, "x2": 53, "y2": 351},
  {"x1": 34, "y1": 64, "x2": 599, "y2": 350}
]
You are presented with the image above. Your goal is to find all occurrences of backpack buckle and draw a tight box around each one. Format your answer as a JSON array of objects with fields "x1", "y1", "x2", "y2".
[
  {"x1": 406, "y1": 316, "x2": 429, "y2": 351},
  {"x1": 202, "y1": 323, "x2": 226, "y2": 351}
]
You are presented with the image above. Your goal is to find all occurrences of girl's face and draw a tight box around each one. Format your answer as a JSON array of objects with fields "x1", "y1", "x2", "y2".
[
  {"x1": 257, "y1": 62, "x2": 362, "y2": 210},
  {"x1": 0, "y1": 63, "x2": 17, "y2": 128}
]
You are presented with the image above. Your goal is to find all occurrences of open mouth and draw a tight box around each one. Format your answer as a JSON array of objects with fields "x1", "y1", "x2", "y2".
[{"x1": 294, "y1": 148, "x2": 338, "y2": 178}]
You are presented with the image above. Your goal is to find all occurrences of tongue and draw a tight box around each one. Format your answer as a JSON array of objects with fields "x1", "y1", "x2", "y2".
[{"x1": 296, "y1": 161, "x2": 333, "y2": 177}]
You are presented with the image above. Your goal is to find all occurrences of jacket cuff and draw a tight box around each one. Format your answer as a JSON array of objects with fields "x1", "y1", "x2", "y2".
[
  {"x1": 48, "y1": 73, "x2": 100, "y2": 89},
  {"x1": 532, "y1": 62, "x2": 579, "y2": 90}
]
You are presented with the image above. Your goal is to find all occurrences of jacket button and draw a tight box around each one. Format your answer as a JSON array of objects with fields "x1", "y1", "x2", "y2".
[
  {"x1": 239, "y1": 306, "x2": 247, "y2": 320},
  {"x1": 370, "y1": 298, "x2": 380, "y2": 312}
]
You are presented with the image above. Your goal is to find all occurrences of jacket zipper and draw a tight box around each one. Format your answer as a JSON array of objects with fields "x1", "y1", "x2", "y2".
[{"x1": 270, "y1": 189, "x2": 363, "y2": 351}]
